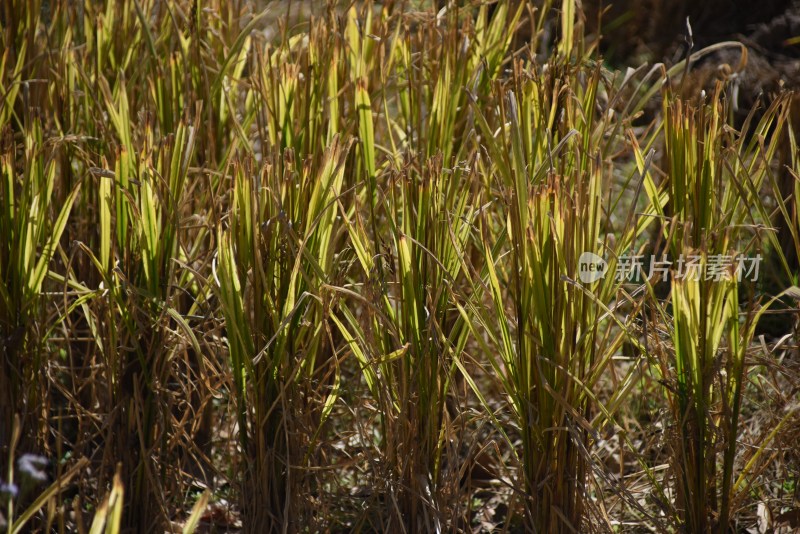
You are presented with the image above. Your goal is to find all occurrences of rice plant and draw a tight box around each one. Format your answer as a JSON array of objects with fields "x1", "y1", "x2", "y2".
[
  {"x1": 215, "y1": 136, "x2": 352, "y2": 531},
  {"x1": 638, "y1": 84, "x2": 794, "y2": 532},
  {"x1": 0, "y1": 116, "x2": 80, "y2": 450},
  {"x1": 455, "y1": 49, "x2": 666, "y2": 528},
  {"x1": 331, "y1": 4, "x2": 524, "y2": 528}
]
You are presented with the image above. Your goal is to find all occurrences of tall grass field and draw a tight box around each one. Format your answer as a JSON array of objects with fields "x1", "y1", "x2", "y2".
[{"x1": 1, "y1": 0, "x2": 799, "y2": 532}]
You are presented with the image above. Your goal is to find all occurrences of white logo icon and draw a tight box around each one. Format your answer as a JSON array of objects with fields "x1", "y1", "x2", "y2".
[{"x1": 578, "y1": 252, "x2": 607, "y2": 283}]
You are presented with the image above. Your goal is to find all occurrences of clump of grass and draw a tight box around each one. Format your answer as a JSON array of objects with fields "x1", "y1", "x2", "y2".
[
  {"x1": 216, "y1": 137, "x2": 352, "y2": 531},
  {"x1": 210, "y1": 16, "x2": 360, "y2": 529},
  {"x1": 458, "y1": 52, "x2": 660, "y2": 528},
  {"x1": 330, "y1": 3, "x2": 524, "y2": 528},
  {"x1": 638, "y1": 84, "x2": 795, "y2": 532},
  {"x1": 0, "y1": 116, "x2": 80, "y2": 449},
  {"x1": 67, "y1": 108, "x2": 205, "y2": 529}
]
